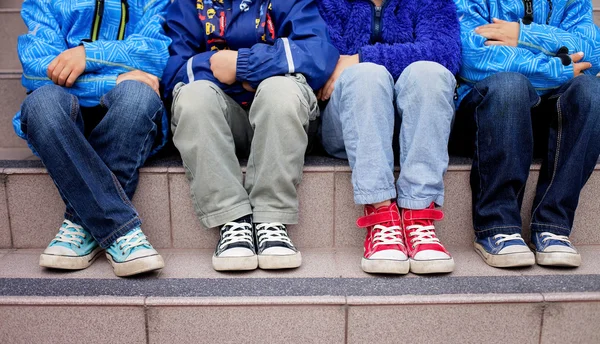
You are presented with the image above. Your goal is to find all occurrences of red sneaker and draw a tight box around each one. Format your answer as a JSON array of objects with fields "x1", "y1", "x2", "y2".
[
  {"x1": 401, "y1": 203, "x2": 454, "y2": 274},
  {"x1": 356, "y1": 202, "x2": 409, "y2": 274}
]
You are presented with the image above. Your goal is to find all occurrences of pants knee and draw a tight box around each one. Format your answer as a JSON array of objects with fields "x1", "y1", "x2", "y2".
[
  {"x1": 338, "y1": 62, "x2": 394, "y2": 94},
  {"x1": 21, "y1": 84, "x2": 74, "y2": 134},
  {"x1": 254, "y1": 76, "x2": 309, "y2": 124},
  {"x1": 397, "y1": 61, "x2": 455, "y2": 90},
  {"x1": 106, "y1": 80, "x2": 162, "y2": 124}
]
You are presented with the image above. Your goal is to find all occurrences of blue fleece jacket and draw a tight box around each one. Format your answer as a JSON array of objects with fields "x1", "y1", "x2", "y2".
[
  {"x1": 315, "y1": 0, "x2": 461, "y2": 80},
  {"x1": 162, "y1": 0, "x2": 340, "y2": 104}
]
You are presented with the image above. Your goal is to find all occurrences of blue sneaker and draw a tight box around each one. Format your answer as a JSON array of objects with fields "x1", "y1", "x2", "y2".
[
  {"x1": 39, "y1": 220, "x2": 103, "y2": 270},
  {"x1": 474, "y1": 233, "x2": 535, "y2": 268},
  {"x1": 106, "y1": 228, "x2": 164, "y2": 277},
  {"x1": 531, "y1": 232, "x2": 581, "y2": 267}
]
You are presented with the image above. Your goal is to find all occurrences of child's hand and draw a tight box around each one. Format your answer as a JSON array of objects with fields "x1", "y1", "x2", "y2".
[
  {"x1": 319, "y1": 54, "x2": 359, "y2": 101},
  {"x1": 477, "y1": 18, "x2": 519, "y2": 47},
  {"x1": 47, "y1": 46, "x2": 86, "y2": 87},
  {"x1": 571, "y1": 52, "x2": 592, "y2": 77},
  {"x1": 210, "y1": 50, "x2": 238, "y2": 85}
]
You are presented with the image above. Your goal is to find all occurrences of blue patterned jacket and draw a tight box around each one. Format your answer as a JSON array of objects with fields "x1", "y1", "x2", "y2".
[
  {"x1": 13, "y1": 0, "x2": 172, "y2": 155},
  {"x1": 455, "y1": 0, "x2": 600, "y2": 104}
]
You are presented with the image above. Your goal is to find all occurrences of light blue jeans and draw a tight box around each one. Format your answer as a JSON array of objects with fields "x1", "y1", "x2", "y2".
[{"x1": 321, "y1": 61, "x2": 456, "y2": 209}]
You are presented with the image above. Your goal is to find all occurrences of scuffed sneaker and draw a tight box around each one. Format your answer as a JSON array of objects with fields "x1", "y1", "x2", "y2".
[
  {"x1": 212, "y1": 216, "x2": 258, "y2": 271},
  {"x1": 531, "y1": 232, "x2": 581, "y2": 267},
  {"x1": 106, "y1": 228, "x2": 164, "y2": 277},
  {"x1": 256, "y1": 222, "x2": 301, "y2": 270},
  {"x1": 474, "y1": 233, "x2": 535, "y2": 268},
  {"x1": 39, "y1": 220, "x2": 103, "y2": 270}
]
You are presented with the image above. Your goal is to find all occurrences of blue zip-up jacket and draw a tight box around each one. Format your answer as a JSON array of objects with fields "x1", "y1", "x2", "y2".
[
  {"x1": 455, "y1": 0, "x2": 600, "y2": 105},
  {"x1": 316, "y1": 0, "x2": 461, "y2": 81},
  {"x1": 14, "y1": 0, "x2": 172, "y2": 155},
  {"x1": 162, "y1": 0, "x2": 339, "y2": 104}
]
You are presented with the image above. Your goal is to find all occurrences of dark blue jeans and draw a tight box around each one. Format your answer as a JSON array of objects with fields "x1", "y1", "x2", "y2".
[
  {"x1": 454, "y1": 72, "x2": 600, "y2": 239},
  {"x1": 20, "y1": 81, "x2": 163, "y2": 248}
]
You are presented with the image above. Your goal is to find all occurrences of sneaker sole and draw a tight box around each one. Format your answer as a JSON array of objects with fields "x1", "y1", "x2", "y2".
[
  {"x1": 474, "y1": 242, "x2": 535, "y2": 268},
  {"x1": 212, "y1": 255, "x2": 258, "y2": 271},
  {"x1": 107, "y1": 253, "x2": 165, "y2": 277},
  {"x1": 536, "y1": 251, "x2": 581, "y2": 267},
  {"x1": 409, "y1": 257, "x2": 455, "y2": 274},
  {"x1": 39, "y1": 247, "x2": 103, "y2": 270},
  {"x1": 361, "y1": 257, "x2": 410, "y2": 275},
  {"x1": 258, "y1": 252, "x2": 302, "y2": 270}
]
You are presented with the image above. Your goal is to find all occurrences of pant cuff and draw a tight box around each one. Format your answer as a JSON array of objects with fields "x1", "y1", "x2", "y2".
[
  {"x1": 530, "y1": 222, "x2": 571, "y2": 236},
  {"x1": 253, "y1": 210, "x2": 299, "y2": 225},
  {"x1": 200, "y1": 202, "x2": 253, "y2": 229},
  {"x1": 397, "y1": 194, "x2": 444, "y2": 210},
  {"x1": 354, "y1": 188, "x2": 397, "y2": 205},
  {"x1": 473, "y1": 225, "x2": 522, "y2": 239},
  {"x1": 98, "y1": 216, "x2": 142, "y2": 249}
]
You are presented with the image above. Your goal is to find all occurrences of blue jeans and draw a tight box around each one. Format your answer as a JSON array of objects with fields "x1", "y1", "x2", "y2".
[
  {"x1": 20, "y1": 81, "x2": 163, "y2": 248},
  {"x1": 455, "y1": 72, "x2": 600, "y2": 239},
  {"x1": 321, "y1": 62, "x2": 456, "y2": 209}
]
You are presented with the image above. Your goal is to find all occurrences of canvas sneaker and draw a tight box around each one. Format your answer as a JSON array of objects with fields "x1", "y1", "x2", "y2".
[
  {"x1": 474, "y1": 233, "x2": 535, "y2": 268},
  {"x1": 106, "y1": 227, "x2": 164, "y2": 277},
  {"x1": 255, "y1": 223, "x2": 302, "y2": 269},
  {"x1": 357, "y1": 202, "x2": 409, "y2": 274},
  {"x1": 212, "y1": 216, "x2": 258, "y2": 271},
  {"x1": 39, "y1": 220, "x2": 103, "y2": 270},
  {"x1": 531, "y1": 232, "x2": 581, "y2": 267},
  {"x1": 401, "y1": 203, "x2": 454, "y2": 274}
]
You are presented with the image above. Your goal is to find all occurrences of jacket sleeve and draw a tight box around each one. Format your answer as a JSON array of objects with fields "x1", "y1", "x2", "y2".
[
  {"x1": 456, "y1": 0, "x2": 573, "y2": 90},
  {"x1": 161, "y1": 0, "x2": 243, "y2": 99},
  {"x1": 359, "y1": 0, "x2": 462, "y2": 79},
  {"x1": 18, "y1": 0, "x2": 116, "y2": 102},
  {"x1": 516, "y1": 0, "x2": 600, "y2": 76},
  {"x1": 82, "y1": 0, "x2": 171, "y2": 78},
  {"x1": 235, "y1": 0, "x2": 339, "y2": 90}
]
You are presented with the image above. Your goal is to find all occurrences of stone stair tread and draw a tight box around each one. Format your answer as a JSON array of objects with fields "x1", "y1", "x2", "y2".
[{"x1": 1, "y1": 246, "x2": 599, "y2": 298}]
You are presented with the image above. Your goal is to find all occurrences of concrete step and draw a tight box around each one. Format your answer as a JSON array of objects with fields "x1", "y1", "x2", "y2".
[
  {"x1": 0, "y1": 246, "x2": 599, "y2": 343},
  {"x1": 1, "y1": 155, "x2": 600, "y2": 250}
]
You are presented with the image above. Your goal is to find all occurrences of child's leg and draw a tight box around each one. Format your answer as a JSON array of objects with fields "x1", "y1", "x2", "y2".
[
  {"x1": 529, "y1": 75, "x2": 600, "y2": 267},
  {"x1": 394, "y1": 61, "x2": 456, "y2": 274},
  {"x1": 171, "y1": 80, "x2": 253, "y2": 229}
]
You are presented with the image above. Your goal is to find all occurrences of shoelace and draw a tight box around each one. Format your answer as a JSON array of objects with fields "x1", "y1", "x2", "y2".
[
  {"x1": 493, "y1": 233, "x2": 525, "y2": 245},
  {"x1": 220, "y1": 222, "x2": 253, "y2": 250},
  {"x1": 116, "y1": 228, "x2": 150, "y2": 254},
  {"x1": 406, "y1": 225, "x2": 441, "y2": 248},
  {"x1": 256, "y1": 223, "x2": 292, "y2": 246},
  {"x1": 540, "y1": 232, "x2": 571, "y2": 244},
  {"x1": 53, "y1": 220, "x2": 86, "y2": 248},
  {"x1": 372, "y1": 224, "x2": 404, "y2": 247}
]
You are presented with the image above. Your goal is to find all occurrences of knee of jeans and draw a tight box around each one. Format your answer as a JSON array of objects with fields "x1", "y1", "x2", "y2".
[
  {"x1": 109, "y1": 80, "x2": 162, "y2": 119},
  {"x1": 476, "y1": 72, "x2": 534, "y2": 104},
  {"x1": 338, "y1": 62, "x2": 394, "y2": 92},
  {"x1": 397, "y1": 61, "x2": 455, "y2": 91},
  {"x1": 21, "y1": 84, "x2": 73, "y2": 133},
  {"x1": 563, "y1": 75, "x2": 600, "y2": 111}
]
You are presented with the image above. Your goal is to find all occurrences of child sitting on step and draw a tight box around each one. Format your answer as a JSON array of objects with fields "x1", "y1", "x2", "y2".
[
  {"x1": 452, "y1": 0, "x2": 600, "y2": 268},
  {"x1": 15, "y1": 0, "x2": 171, "y2": 276},
  {"x1": 162, "y1": 0, "x2": 338, "y2": 271}
]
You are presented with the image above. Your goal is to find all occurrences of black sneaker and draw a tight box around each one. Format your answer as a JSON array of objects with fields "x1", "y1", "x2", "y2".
[
  {"x1": 255, "y1": 222, "x2": 302, "y2": 269},
  {"x1": 212, "y1": 216, "x2": 258, "y2": 271}
]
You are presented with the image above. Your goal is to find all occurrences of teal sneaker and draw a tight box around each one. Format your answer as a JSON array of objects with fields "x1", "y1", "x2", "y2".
[
  {"x1": 106, "y1": 228, "x2": 164, "y2": 277},
  {"x1": 39, "y1": 220, "x2": 103, "y2": 270}
]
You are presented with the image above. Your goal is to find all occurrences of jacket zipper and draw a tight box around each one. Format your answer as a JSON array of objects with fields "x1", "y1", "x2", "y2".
[
  {"x1": 370, "y1": 0, "x2": 388, "y2": 43},
  {"x1": 117, "y1": 0, "x2": 129, "y2": 40},
  {"x1": 90, "y1": 0, "x2": 105, "y2": 41}
]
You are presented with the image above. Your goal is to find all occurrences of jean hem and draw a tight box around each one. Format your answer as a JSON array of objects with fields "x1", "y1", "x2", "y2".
[
  {"x1": 354, "y1": 188, "x2": 397, "y2": 205},
  {"x1": 200, "y1": 202, "x2": 253, "y2": 229},
  {"x1": 473, "y1": 225, "x2": 522, "y2": 239},
  {"x1": 397, "y1": 194, "x2": 444, "y2": 210},
  {"x1": 98, "y1": 216, "x2": 142, "y2": 249},
  {"x1": 530, "y1": 222, "x2": 571, "y2": 236}
]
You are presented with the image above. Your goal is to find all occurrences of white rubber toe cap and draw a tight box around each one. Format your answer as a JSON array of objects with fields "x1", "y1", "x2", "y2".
[
  {"x1": 543, "y1": 245, "x2": 577, "y2": 254},
  {"x1": 413, "y1": 250, "x2": 451, "y2": 260},
  {"x1": 498, "y1": 245, "x2": 532, "y2": 254},
  {"x1": 43, "y1": 245, "x2": 78, "y2": 257},
  {"x1": 218, "y1": 247, "x2": 255, "y2": 258},
  {"x1": 370, "y1": 249, "x2": 408, "y2": 261}
]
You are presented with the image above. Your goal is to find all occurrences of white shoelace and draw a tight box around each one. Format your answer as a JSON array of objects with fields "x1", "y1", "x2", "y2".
[
  {"x1": 256, "y1": 223, "x2": 292, "y2": 246},
  {"x1": 53, "y1": 220, "x2": 86, "y2": 247},
  {"x1": 540, "y1": 232, "x2": 571, "y2": 244},
  {"x1": 220, "y1": 222, "x2": 254, "y2": 250},
  {"x1": 493, "y1": 233, "x2": 525, "y2": 245},
  {"x1": 406, "y1": 225, "x2": 441, "y2": 248},
  {"x1": 116, "y1": 228, "x2": 150, "y2": 253},
  {"x1": 372, "y1": 225, "x2": 404, "y2": 247}
]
